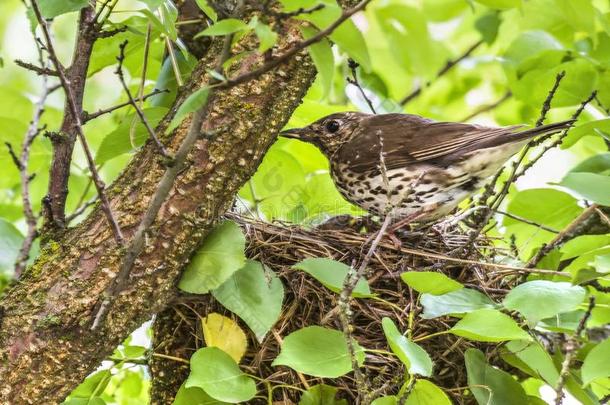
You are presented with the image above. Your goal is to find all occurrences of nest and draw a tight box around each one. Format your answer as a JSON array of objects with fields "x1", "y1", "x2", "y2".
[{"x1": 168, "y1": 213, "x2": 522, "y2": 404}]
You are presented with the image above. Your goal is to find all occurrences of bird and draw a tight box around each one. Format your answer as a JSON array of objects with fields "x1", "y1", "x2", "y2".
[{"x1": 280, "y1": 112, "x2": 574, "y2": 224}]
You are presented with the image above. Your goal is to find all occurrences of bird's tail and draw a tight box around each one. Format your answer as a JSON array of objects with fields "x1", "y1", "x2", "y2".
[{"x1": 512, "y1": 119, "x2": 575, "y2": 142}]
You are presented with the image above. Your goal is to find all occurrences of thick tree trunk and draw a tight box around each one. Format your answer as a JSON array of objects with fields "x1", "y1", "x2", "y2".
[{"x1": 0, "y1": 22, "x2": 316, "y2": 403}]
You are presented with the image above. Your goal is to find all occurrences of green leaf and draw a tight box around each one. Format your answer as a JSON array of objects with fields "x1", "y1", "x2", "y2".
[
  {"x1": 371, "y1": 397, "x2": 397, "y2": 405},
  {"x1": 195, "y1": 18, "x2": 250, "y2": 37},
  {"x1": 70, "y1": 370, "x2": 112, "y2": 398},
  {"x1": 404, "y1": 380, "x2": 452, "y2": 405},
  {"x1": 465, "y1": 349, "x2": 529, "y2": 405},
  {"x1": 375, "y1": 4, "x2": 447, "y2": 79},
  {"x1": 179, "y1": 221, "x2": 246, "y2": 294},
  {"x1": 381, "y1": 318, "x2": 433, "y2": 377},
  {"x1": 504, "y1": 30, "x2": 564, "y2": 69},
  {"x1": 502, "y1": 281, "x2": 586, "y2": 325},
  {"x1": 400, "y1": 272, "x2": 463, "y2": 295},
  {"x1": 239, "y1": 146, "x2": 306, "y2": 220},
  {"x1": 272, "y1": 326, "x2": 365, "y2": 378},
  {"x1": 420, "y1": 288, "x2": 497, "y2": 319},
  {"x1": 582, "y1": 338, "x2": 610, "y2": 386},
  {"x1": 95, "y1": 107, "x2": 169, "y2": 164},
  {"x1": 195, "y1": 0, "x2": 218, "y2": 22},
  {"x1": 140, "y1": 0, "x2": 164, "y2": 10},
  {"x1": 450, "y1": 309, "x2": 531, "y2": 342},
  {"x1": 503, "y1": 340, "x2": 559, "y2": 386},
  {"x1": 39, "y1": 0, "x2": 89, "y2": 18},
  {"x1": 186, "y1": 347, "x2": 256, "y2": 403},
  {"x1": 301, "y1": 26, "x2": 334, "y2": 98},
  {"x1": 0, "y1": 218, "x2": 23, "y2": 273},
  {"x1": 151, "y1": 50, "x2": 197, "y2": 108},
  {"x1": 212, "y1": 260, "x2": 284, "y2": 342},
  {"x1": 475, "y1": 12, "x2": 501, "y2": 44},
  {"x1": 558, "y1": 173, "x2": 610, "y2": 205},
  {"x1": 292, "y1": 257, "x2": 372, "y2": 297},
  {"x1": 569, "y1": 153, "x2": 610, "y2": 175},
  {"x1": 174, "y1": 384, "x2": 229, "y2": 405},
  {"x1": 299, "y1": 384, "x2": 347, "y2": 405},
  {"x1": 594, "y1": 254, "x2": 610, "y2": 273},
  {"x1": 473, "y1": 0, "x2": 522, "y2": 9},
  {"x1": 563, "y1": 119, "x2": 610, "y2": 148},
  {"x1": 167, "y1": 87, "x2": 210, "y2": 133},
  {"x1": 254, "y1": 21, "x2": 278, "y2": 53}
]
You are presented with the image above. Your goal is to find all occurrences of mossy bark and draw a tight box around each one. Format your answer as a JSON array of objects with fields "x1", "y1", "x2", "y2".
[{"x1": 0, "y1": 20, "x2": 316, "y2": 403}]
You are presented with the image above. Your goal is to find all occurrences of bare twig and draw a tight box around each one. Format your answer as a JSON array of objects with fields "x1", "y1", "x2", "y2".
[
  {"x1": 14, "y1": 59, "x2": 58, "y2": 76},
  {"x1": 66, "y1": 196, "x2": 98, "y2": 224},
  {"x1": 115, "y1": 41, "x2": 171, "y2": 159},
  {"x1": 338, "y1": 213, "x2": 392, "y2": 400},
  {"x1": 515, "y1": 91, "x2": 597, "y2": 179},
  {"x1": 97, "y1": 26, "x2": 127, "y2": 38},
  {"x1": 488, "y1": 71, "x2": 567, "y2": 212},
  {"x1": 400, "y1": 40, "x2": 483, "y2": 106},
  {"x1": 347, "y1": 58, "x2": 376, "y2": 114},
  {"x1": 526, "y1": 204, "x2": 599, "y2": 268},
  {"x1": 554, "y1": 296, "x2": 595, "y2": 405},
  {"x1": 30, "y1": 0, "x2": 124, "y2": 244},
  {"x1": 462, "y1": 91, "x2": 511, "y2": 122},
  {"x1": 264, "y1": 3, "x2": 326, "y2": 19},
  {"x1": 495, "y1": 209, "x2": 560, "y2": 233},
  {"x1": 82, "y1": 89, "x2": 168, "y2": 122},
  {"x1": 9, "y1": 37, "x2": 52, "y2": 277}
]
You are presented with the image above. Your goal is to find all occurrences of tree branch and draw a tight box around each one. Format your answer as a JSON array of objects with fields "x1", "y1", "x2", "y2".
[{"x1": 31, "y1": 0, "x2": 124, "y2": 244}]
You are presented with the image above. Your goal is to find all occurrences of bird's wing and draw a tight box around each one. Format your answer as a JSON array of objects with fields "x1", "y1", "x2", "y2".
[{"x1": 337, "y1": 114, "x2": 523, "y2": 172}]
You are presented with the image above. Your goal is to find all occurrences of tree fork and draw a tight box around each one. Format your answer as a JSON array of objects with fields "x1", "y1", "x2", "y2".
[{"x1": 0, "y1": 22, "x2": 316, "y2": 404}]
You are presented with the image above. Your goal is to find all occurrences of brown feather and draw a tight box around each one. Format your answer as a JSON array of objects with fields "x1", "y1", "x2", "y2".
[{"x1": 336, "y1": 114, "x2": 573, "y2": 172}]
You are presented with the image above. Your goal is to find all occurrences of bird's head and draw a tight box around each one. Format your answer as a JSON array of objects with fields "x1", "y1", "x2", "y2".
[{"x1": 280, "y1": 112, "x2": 368, "y2": 155}]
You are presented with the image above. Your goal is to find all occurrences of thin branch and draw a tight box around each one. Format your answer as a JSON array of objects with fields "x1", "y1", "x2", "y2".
[
  {"x1": 399, "y1": 40, "x2": 483, "y2": 106},
  {"x1": 9, "y1": 38, "x2": 52, "y2": 277},
  {"x1": 515, "y1": 91, "x2": 597, "y2": 179},
  {"x1": 462, "y1": 91, "x2": 511, "y2": 122},
  {"x1": 41, "y1": 4, "x2": 98, "y2": 232},
  {"x1": 338, "y1": 214, "x2": 392, "y2": 400},
  {"x1": 115, "y1": 41, "x2": 171, "y2": 159},
  {"x1": 82, "y1": 89, "x2": 168, "y2": 122},
  {"x1": 97, "y1": 26, "x2": 127, "y2": 38},
  {"x1": 554, "y1": 296, "x2": 595, "y2": 405},
  {"x1": 526, "y1": 204, "x2": 599, "y2": 268},
  {"x1": 138, "y1": 23, "x2": 153, "y2": 106},
  {"x1": 66, "y1": 196, "x2": 98, "y2": 224},
  {"x1": 347, "y1": 58, "x2": 376, "y2": 114},
  {"x1": 264, "y1": 3, "x2": 326, "y2": 19},
  {"x1": 494, "y1": 209, "x2": 560, "y2": 233},
  {"x1": 488, "y1": 71, "x2": 567, "y2": 211},
  {"x1": 14, "y1": 59, "x2": 58, "y2": 76},
  {"x1": 30, "y1": 0, "x2": 124, "y2": 244}
]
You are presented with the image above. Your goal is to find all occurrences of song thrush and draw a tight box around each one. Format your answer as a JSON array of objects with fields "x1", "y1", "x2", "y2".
[{"x1": 280, "y1": 112, "x2": 573, "y2": 222}]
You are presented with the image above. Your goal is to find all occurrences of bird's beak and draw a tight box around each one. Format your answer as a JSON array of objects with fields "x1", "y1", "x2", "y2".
[{"x1": 279, "y1": 127, "x2": 311, "y2": 141}]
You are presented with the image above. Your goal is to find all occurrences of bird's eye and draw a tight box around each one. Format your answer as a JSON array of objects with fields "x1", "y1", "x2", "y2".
[{"x1": 325, "y1": 120, "x2": 340, "y2": 133}]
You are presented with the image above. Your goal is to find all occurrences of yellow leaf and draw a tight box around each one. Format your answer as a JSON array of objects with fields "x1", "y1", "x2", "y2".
[{"x1": 201, "y1": 313, "x2": 247, "y2": 363}]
